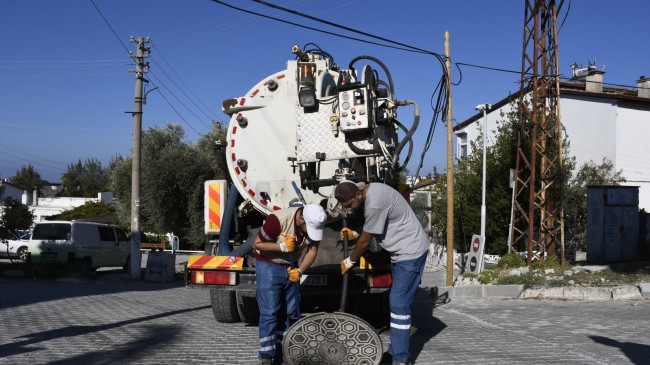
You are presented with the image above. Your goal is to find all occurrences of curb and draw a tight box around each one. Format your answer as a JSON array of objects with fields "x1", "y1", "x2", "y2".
[
  {"x1": 432, "y1": 285, "x2": 524, "y2": 300},
  {"x1": 521, "y1": 285, "x2": 645, "y2": 301},
  {"x1": 429, "y1": 283, "x2": 650, "y2": 301}
]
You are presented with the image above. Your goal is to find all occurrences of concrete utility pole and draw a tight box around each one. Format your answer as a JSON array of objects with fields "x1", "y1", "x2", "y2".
[
  {"x1": 129, "y1": 36, "x2": 150, "y2": 279},
  {"x1": 444, "y1": 31, "x2": 454, "y2": 286},
  {"x1": 475, "y1": 104, "x2": 491, "y2": 239}
]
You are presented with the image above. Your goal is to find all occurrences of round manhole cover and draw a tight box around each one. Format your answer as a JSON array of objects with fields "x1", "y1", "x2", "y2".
[{"x1": 283, "y1": 312, "x2": 382, "y2": 365}]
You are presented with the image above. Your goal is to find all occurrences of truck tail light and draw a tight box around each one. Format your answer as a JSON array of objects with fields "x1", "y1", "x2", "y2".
[
  {"x1": 367, "y1": 272, "x2": 392, "y2": 288},
  {"x1": 192, "y1": 270, "x2": 237, "y2": 285}
]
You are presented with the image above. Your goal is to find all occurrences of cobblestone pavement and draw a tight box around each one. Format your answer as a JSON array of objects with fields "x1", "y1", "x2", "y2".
[{"x1": 1, "y1": 271, "x2": 649, "y2": 364}]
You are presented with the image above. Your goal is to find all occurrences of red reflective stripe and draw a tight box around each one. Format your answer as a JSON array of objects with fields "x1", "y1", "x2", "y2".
[{"x1": 189, "y1": 256, "x2": 214, "y2": 269}]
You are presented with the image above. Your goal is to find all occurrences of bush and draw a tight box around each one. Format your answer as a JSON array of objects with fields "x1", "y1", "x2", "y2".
[
  {"x1": 530, "y1": 255, "x2": 571, "y2": 272},
  {"x1": 496, "y1": 252, "x2": 525, "y2": 269}
]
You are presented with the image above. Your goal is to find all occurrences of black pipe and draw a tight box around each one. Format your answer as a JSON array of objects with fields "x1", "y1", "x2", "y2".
[
  {"x1": 217, "y1": 183, "x2": 239, "y2": 256},
  {"x1": 339, "y1": 218, "x2": 350, "y2": 312}
]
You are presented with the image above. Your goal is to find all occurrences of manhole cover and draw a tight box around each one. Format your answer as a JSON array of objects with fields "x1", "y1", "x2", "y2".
[{"x1": 283, "y1": 312, "x2": 382, "y2": 365}]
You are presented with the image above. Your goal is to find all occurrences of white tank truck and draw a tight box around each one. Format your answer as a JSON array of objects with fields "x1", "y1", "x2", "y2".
[{"x1": 184, "y1": 44, "x2": 421, "y2": 365}]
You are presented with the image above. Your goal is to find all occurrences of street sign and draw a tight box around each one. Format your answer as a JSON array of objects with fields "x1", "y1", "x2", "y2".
[{"x1": 466, "y1": 234, "x2": 485, "y2": 274}]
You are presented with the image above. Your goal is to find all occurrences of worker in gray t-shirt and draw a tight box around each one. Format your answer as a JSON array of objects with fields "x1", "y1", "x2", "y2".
[{"x1": 334, "y1": 181, "x2": 429, "y2": 365}]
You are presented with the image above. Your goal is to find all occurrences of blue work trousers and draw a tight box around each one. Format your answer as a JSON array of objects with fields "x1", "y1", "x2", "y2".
[
  {"x1": 388, "y1": 252, "x2": 427, "y2": 364},
  {"x1": 256, "y1": 259, "x2": 298, "y2": 360}
]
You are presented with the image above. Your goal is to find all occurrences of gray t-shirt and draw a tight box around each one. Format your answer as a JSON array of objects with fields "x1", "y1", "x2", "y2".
[{"x1": 362, "y1": 183, "x2": 430, "y2": 262}]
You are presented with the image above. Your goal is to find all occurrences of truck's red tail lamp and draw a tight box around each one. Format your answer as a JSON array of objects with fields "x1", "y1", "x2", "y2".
[
  {"x1": 367, "y1": 272, "x2": 392, "y2": 288},
  {"x1": 191, "y1": 270, "x2": 237, "y2": 285}
]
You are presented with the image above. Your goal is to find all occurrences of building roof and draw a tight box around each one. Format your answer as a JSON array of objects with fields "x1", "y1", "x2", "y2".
[{"x1": 453, "y1": 80, "x2": 650, "y2": 132}]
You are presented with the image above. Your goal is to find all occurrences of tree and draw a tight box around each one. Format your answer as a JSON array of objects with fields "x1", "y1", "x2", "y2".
[
  {"x1": 108, "y1": 122, "x2": 226, "y2": 249},
  {"x1": 431, "y1": 101, "x2": 623, "y2": 258},
  {"x1": 60, "y1": 158, "x2": 109, "y2": 198},
  {"x1": 195, "y1": 121, "x2": 228, "y2": 180},
  {"x1": 10, "y1": 164, "x2": 42, "y2": 191},
  {"x1": 0, "y1": 197, "x2": 34, "y2": 238},
  {"x1": 431, "y1": 107, "x2": 520, "y2": 255},
  {"x1": 563, "y1": 157, "x2": 625, "y2": 251},
  {"x1": 51, "y1": 201, "x2": 119, "y2": 225}
]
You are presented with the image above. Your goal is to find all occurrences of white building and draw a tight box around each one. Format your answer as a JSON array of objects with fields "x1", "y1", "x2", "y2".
[
  {"x1": 454, "y1": 67, "x2": 650, "y2": 210},
  {"x1": 0, "y1": 179, "x2": 114, "y2": 226},
  {"x1": 28, "y1": 192, "x2": 114, "y2": 223}
]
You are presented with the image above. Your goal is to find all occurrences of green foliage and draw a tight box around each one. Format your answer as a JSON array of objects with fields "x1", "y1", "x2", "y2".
[
  {"x1": 108, "y1": 122, "x2": 227, "y2": 249},
  {"x1": 495, "y1": 272, "x2": 546, "y2": 289},
  {"x1": 431, "y1": 99, "x2": 626, "y2": 260},
  {"x1": 0, "y1": 197, "x2": 34, "y2": 238},
  {"x1": 195, "y1": 121, "x2": 228, "y2": 180},
  {"x1": 478, "y1": 268, "x2": 500, "y2": 284},
  {"x1": 529, "y1": 255, "x2": 571, "y2": 272},
  {"x1": 496, "y1": 252, "x2": 526, "y2": 269},
  {"x1": 60, "y1": 158, "x2": 109, "y2": 197},
  {"x1": 10, "y1": 164, "x2": 42, "y2": 191},
  {"x1": 51, "y1": 201, "x2": 120, "y2": 225},
  {"x1": 410, "y1": 190, "x2": 431, "y2": 234},
  {"x1": 431, "y1": 106, "x2": 518, "y2": 255},
  {"x1": 563, "y1": 157, "x2": 625, "y2": 251}
]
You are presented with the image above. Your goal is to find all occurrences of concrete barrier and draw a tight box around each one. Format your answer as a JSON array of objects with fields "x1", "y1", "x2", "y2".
[{"x1": 144, "y1": 252, "x2": 176, "y2": 283}]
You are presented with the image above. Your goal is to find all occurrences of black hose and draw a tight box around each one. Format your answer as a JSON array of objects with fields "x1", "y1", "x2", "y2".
[
  {"x1": 392, "y1": 100, "x2": 420, "y2": 168},
  {"x1": 348, "y1": 55, "x2": 395, "y2": 98},
  {"x1": 217, "y1": 183, "x2": 239, "y2": 256},
  {"x1": 339, "y1": 218, "x2": 350, "y2": 312}
]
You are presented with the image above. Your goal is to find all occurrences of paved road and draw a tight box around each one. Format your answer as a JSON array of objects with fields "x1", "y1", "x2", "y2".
[{"x1": 1, "y1": 270, "x2": 649, "y2": 365}]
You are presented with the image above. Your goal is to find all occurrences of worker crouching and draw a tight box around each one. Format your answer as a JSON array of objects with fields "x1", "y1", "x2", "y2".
[{"x1": 253, "y1": 203, "x2": 326, "y2": 365}]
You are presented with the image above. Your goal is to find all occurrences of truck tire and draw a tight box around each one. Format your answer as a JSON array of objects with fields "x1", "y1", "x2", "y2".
[
  {"x1": 210, "y1": 288, "x2": 241, "y2": 323},
  {"x1": 236, "y1": 290, "x2": 260, "y2": 324}
]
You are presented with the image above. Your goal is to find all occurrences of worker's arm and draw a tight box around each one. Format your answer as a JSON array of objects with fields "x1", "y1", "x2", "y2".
[
  {"x1": 347, "y1": 231, "x2": 373, "y2": 262},
  {"x1": 298, "y1": 242, "x2": 319, "y2": 273},
  {"x1": 253, "y1": 235, "x2": 283, "y2": 252}
]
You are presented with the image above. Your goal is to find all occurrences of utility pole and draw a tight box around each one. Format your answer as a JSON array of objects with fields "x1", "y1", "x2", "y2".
[
  {"x1": 510, "y1": 0, "x2": 564, "y2": 265},
  {"x1": 444, "y1": 31, "x2": 454, "y2": 286},
  {"x1": 475, "y1": 104, "x2": 491, "y2": 240},
  {"x1": 129, "y1": 36, "x2": 150, "y2": 279}
]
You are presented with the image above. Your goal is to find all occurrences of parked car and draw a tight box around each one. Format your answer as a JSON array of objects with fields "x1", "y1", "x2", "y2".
[
  {"x1": 27, "y1": 221, "x2": 130, "y2": 273},
  {"x1": 1, "y1": 230, "x2": 30, "y2": 260}
]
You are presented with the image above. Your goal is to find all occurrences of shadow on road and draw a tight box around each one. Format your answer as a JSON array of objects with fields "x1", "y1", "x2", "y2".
[
  {"x1": 0, "y1": 304, "x2": 209, "y2": 361},
  {"x1": 410, "y1": 287, "x2": 448, "y2": 363},
  {"x1": 589, "y1": 335, "x2": 650, "y2": 365}
]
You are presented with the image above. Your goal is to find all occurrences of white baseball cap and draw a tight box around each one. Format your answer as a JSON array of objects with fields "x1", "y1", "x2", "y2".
[{"x1": 302, "y1": 204, "x2": 326, "y2": 241}]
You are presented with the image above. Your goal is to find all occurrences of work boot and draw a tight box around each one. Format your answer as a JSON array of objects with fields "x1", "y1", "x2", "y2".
[{"x1": 381, "y1": 351, "x2": 393, "y2": 364}]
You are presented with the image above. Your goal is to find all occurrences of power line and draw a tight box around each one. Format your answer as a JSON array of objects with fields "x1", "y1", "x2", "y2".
[
  {"x1": 210, "y1": 0, "x2": 431, "y2": 56},
  {"x1": 149, "y1": 51, "x2": 220, "y2": 124},
  {"x1": 89, "y1": 0, "x2": 131, "y2": 55},
  {"x1": 147, "y1": 77, "x2": 203, "y2": 137},
  {"x1": 148, "y1": 70, "x2": 212, "y2": 131},
  {"x1": 212, "y1": 0, "x2": 450, "y2": 180},
  {"x1": 90, "y1": 0, "x2": 211, "y2": 139}
]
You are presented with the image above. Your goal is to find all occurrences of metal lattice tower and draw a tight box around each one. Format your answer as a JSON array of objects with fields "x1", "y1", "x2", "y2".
[{"x1": 510, "y1": 0, "x2": 565, "y2": 265}]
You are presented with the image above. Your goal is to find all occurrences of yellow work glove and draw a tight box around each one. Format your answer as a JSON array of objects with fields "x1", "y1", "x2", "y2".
[
  {"x1": 339, "y1": 228, "x2": 359, "y2": 241},
  {"x1": 287, "y1": 267, "x2": 302, "y2": 283},
  {"x1": 279, "y1": 235, "x2": 295, "y2": 253},
  {"x1": 340, "y1": 257, "x2": 355, "y2": 275}
]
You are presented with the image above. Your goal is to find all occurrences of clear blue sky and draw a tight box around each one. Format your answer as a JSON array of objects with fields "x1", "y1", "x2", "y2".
[{"x1": 1, "y1": 0, "x2": 648, "y2": 182}]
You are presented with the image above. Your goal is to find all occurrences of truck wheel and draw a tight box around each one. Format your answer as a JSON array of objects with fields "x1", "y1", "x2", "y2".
[
  {"x1": 236, "y1": 290, "x2": 260, "y2": 324},
  {"x1": 81, "y1": 258, "x2": 93, "y2": 277},
  {"x1": 210, "y1": 288, "x2": 240, "y2": 323}
]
